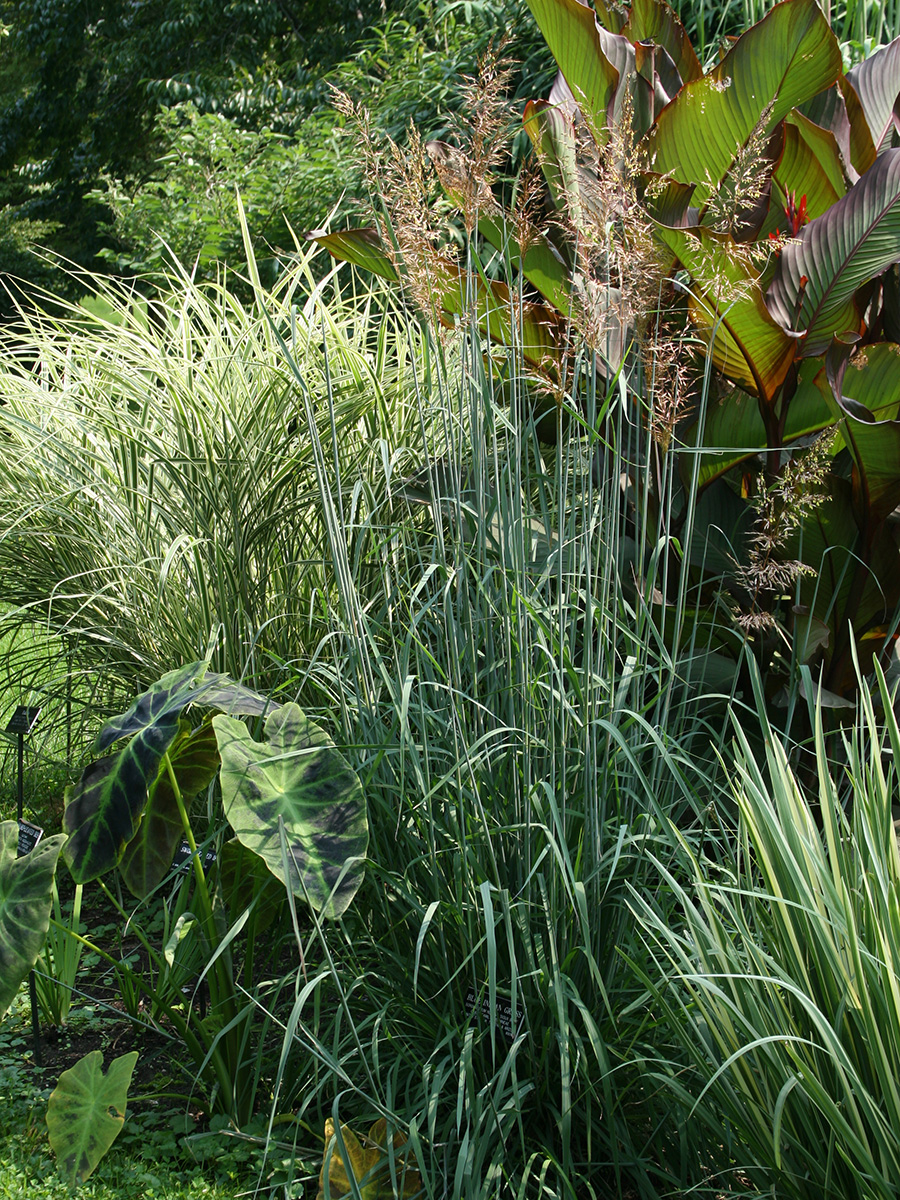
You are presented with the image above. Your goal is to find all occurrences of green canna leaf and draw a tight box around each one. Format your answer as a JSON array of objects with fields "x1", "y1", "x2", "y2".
[
  {"x1": 846, "y1": 36, "x2": 900, "y2": 155},
  {"x1": 524, "y1": 0, "x2": 624, "y2": 147},
  {"x1": 645, "y1": 0, "x2": 841, "y2": 200},
  {"x1": 654, "y1": 222, "x2": 795, "y2": 401},
  {"x1": 621, "y1": 0, "x2": 702, "y2": 84},
  {"x1": 772, "y1": 113, "x2": 847, "y2": 224}
]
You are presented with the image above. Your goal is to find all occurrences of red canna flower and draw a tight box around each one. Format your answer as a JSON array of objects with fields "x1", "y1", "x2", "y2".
[{"x1": 785, "y1": 191, "x2": 809, "y2": 236}]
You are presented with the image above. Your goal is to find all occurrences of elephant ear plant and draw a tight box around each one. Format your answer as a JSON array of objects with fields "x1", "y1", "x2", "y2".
[
  {"x1": 0, "y1": 661, "x2": 367, "y2": 1187},
  {"x1": 316, "y1": 0, "x2": 900, "y2": 702}
]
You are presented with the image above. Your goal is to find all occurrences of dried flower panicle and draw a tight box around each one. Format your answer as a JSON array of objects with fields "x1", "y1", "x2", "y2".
[
  {"x1": 733, "y1": 432, "x2": 835, "y2": 634},
  {"x1": 332, "y1": 87, "x2": 456, "y2": 330},
  {"x1": 646, "y1": 320, "x2": 696, "y2": 449},
  {"x1": 704, "y1": 102, "x2": 775, "y2": 243}
]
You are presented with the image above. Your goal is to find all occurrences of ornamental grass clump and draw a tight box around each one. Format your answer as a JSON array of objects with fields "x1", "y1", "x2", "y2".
[
  {"x1": 318, "y1": 0, "x2": 900, "y2": 706},
  {"x1": 632, "y1": 654, "x2": 900, "y2": 1198},
  {"x1": 0, "y1": 235, "x2": 431, "y2": 716}
]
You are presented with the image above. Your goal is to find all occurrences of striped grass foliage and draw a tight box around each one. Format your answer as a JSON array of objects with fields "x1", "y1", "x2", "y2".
[
  {"x1": 0, "y1": 232, "x2": 737, "y2": 1192},
  {"x1": 0, "y1": 241, "x2": 432, "y2": 733},
  {"x1": 631, "y1": 653, "x2": 900, "y2": 1198},
  {"x1": 262, "y1": 259, "x2": 737, "y2": 1198}
]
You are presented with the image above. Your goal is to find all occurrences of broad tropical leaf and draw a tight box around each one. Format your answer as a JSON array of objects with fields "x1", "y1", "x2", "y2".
[
  {"x1": 523, "y1": 96, "x2": 579, "y2": 213},
  {"x1": 802, "y1": 81, "x2": 876, "y2": 179},
  {"x1": 46, "y1": 1050, "x2": 138, "y2": 1187},
  {"x1": 117, "y1": 720, "x2": 220, "y2": 900},
  {"x1": 524, "y1": 0, "x2": 623, "y2": 147},
  {"x1": 846, "y1": 36, "x2": 900, "y2": 154},
  {"x1": 836, "y1": 342, "x2": 900, "y2": 420},
  {"x1": 218, "y1": 838, "x2": 284, "y2": 934},
  {"x1": 67, "y1": 666, "x2": 269, "y2": 885},
  {"x1": 94, "y1": 662, "x2": 206, "y2": 752},
  {"x1": 64, "y1": 716, "x2": 183, "y2": 885},
  {"x1": 621, "y1": 0, "x2": 702, "y2": 85},
  {"x1": 214, "y1": 703, "x2": 367, "y2": 919},
  {"x1": 645, "y1": 0, "x2": 841, "y2": 197},
  {"x1": 785, "y1": 482, "x2": 900, "y2": 644},
  {"x1": 309, "y1": 228, "x2": 398, "y2": 280},
  {"x1": 767, "y1": 148, "x2": 900, "y2": 354},
  {"x1": 317, "y1": 1118, "x2": 423, "y2": 1200},
  {"x1": 95, "y1": 662, "x2": 267, "y2": 753},
  {"x1": 694, "y1": 360, "x2": 833, "y2": 488},
  {"x1": 772, "y1": 113, "x2": 847, "y2": 223},
  {"x1": 0, "y1": 822, "x2": 65, "y2": 1019},
  {"x1": 654, "y1": 223, "x2": 795, "y2": 400},
  {"x1": 427, "y1": 140, "x2": 574, "y2": 315},
  {"x1": 314, "y1": 226, "x2": 566, "y2": 372},
  {"x1": 827, "y1": 343, "x2": 900, "y2": 520}
]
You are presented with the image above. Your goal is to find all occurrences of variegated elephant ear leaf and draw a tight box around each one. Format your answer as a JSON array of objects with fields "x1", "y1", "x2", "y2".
[
  {"x1": 214, "y1": 702, "x2": 368, "y2": 919},
  {"x1": 65, "y1": 663, "x2": 269, "y2": 886},
  {"x1": 0, "y1": 821, "x2": 66, "y2": 1019}
]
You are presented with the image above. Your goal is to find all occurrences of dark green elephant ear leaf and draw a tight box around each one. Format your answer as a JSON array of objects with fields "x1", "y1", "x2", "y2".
[
  {"x1": 196, "y1": 674, "x2": 270, "y2": 717},
  {"x1": 118, "y1": 720, "x2": 220, "y2": 900},
  {"x1": 65, "y1": 710, "x2": 184, "y2": 886},
  {"x1": 214, "y1": 703, "x2": 368, "y2": 920},
  {"x1": 95, "y1": 662, "x2": 267, "y2": 755},
  {"x1": 47, "y1": 1050, "x2": 138, "y2": 1187},
  {"x1": 69, "y1": 664, "x2": 267, "y2": 887},
  {"x1": 94, "y1": 662, "x2": 207, "y2": 752},
  {"x1": 0, "y1": 821, "x2": 66, "y2": 1019}
]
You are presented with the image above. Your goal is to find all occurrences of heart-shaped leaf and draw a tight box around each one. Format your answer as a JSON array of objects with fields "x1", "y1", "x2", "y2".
[
  {"x1": 0, "y1": 822, "x2": 65, "y2": 1019},
  {"x1": 317, "y1": 1118, "x2": 423, "y2": 1200},
  {"x1": 645, "y1": 0, "x2": 841, "y2": 197},
  {"x1": 218, "y1": 838, "x2": 285, "y2": 935},
  {"x1": 64, "y1": 716, "x2": 183, "y2": 886},
  {"x1": 46, "y1": 1050, "x2": 138, "y2": 1187},
  {"x1": 117, "y1": 720, "x2": 220, "y2": 900},
  {"x1": 767, "y1": 148, "x2": 900, "y2": 355},
  {"x1": 95, "y1": 662, "x2": 267, "y2": 753},
  {"x1": 93, "y1": 662, "x2": 206, "y2": 753},
  {"x1": 67, "y1": 666, "x2": 269, "y2": 886},
  {"x1": 214, "y1": 703, "x2": 367, "y2": 919}
]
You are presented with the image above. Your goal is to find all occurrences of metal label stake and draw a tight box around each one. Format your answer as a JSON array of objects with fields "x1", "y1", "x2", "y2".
[{"x1": 6, "y1": 705, "x2": 44, "y2": 1067}]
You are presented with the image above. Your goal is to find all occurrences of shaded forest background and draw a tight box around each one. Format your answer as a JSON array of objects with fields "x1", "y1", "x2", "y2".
[{"x1": 0, "y1": 0, "x2": 562, "y2": 308}]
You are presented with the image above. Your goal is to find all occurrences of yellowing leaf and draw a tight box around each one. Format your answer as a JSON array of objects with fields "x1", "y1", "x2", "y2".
[{"x1": 317, "y1": 1118, "x2": 423, "y2": 1200}]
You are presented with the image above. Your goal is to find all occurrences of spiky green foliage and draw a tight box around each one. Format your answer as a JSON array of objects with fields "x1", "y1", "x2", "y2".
[{"x1": 633, "y1": 655, "x2": 900, "y2": 1198}]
